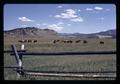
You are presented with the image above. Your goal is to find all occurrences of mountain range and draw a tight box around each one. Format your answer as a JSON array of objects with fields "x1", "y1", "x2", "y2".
[{"x1": 4, "y1": 27, "x2": 116, "y2": 38}]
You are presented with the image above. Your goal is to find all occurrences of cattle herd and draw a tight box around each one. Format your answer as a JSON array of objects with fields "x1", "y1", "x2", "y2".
[
  {"x1": 18, "y1": 39, "x2": 37, "y2": 43},
  {"x1": 52, "y1": 40, "x2": 104, "y2": 44},
  {"x1": 18, "y1": 39, "x2": 104, "y2": 44}
]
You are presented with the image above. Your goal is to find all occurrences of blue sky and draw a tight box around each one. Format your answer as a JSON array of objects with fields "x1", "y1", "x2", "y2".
[{"x1": 4, "y1": 4, "x2": 116, "y2": 33}]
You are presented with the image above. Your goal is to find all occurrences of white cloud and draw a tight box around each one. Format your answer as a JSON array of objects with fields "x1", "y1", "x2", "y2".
[
  {"x1": 55, "y1": 15, "x2": 62, "y2": 18},
  {"x1": 47, "y1": 24, "x2": 63, "y2": 32},
  {"x1": 86, "y1": 8, "x2": 93, "y2": 11},
  {"x1": 57, "y1": 6, "x2": 63, "y2": 8},
  {"x1": 78, "y1": 9, "x2": 81, "y2": 12},
  {"x1": 67, "y1": 24, "x2": 71, "y2": 26},
  {"x1": 94, "y1": 7, "x2": 103, "y2": 10},
  {"x1": 65, "y1": 9, "x2": 76, "y2": 14},
  {"x1": 70, "y1": 18, "x2": 83, "y2": 22},
  {"x1": 54, "y1": 9, "x2": 77, "y2": 19},
  {"x1": 18, "y1": 17, "x2": 34, "y2": 22},
  {"x1": 57, "y1": 22, "x2": 64, "y2": 25},
  {"x1": 54, "y1": 9, "x2": 83, "y2": 22}
]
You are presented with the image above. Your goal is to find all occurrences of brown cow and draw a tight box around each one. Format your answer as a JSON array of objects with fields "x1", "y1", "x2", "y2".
[
  {"x1": 100, "y1": 41, "x2": 104, "y2": 44},
  {"x1": 18, "y1": 40, "x2": 22, "y2": 43},
  {"x1": 24, "y1": 40, "x2": 27, "y2": 43},
  {"x1": 83, "y1": 40, "x2": 87, "y2": 44},
  {"x1": 76, "y1": 40, "x2": 81, "y2": 43},
  {"x1": 33, "y1": 40, "x2": 37, "y2": 43},
  {"x1": 28, "y1": 40, "x2": 32, "y2": 43}
]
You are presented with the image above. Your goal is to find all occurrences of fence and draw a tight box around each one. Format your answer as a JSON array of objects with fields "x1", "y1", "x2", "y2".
[{"x1": 4, "y1": 44, "x2": 116, "y2": 80}]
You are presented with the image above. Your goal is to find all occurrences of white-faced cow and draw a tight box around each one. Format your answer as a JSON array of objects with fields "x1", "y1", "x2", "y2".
[{"x1": 18, "y1": 40, "x2": 25, "y2": 43}]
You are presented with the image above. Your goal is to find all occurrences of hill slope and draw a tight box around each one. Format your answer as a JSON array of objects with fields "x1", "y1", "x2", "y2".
[
  {"x1": 4, "y1": 27, "x2": 116, "y2": 38},
  {"x1": 60, "y1": 29, "x2": 116, "y2": 38},
  {"x1": 4, "y1": 27, "x2": 58, "y2": 38}
]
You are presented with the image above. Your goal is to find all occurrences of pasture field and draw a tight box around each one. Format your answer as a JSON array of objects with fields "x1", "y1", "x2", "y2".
[{"x1": 4, "y1": 37, "x2": 116, "y2": 80}]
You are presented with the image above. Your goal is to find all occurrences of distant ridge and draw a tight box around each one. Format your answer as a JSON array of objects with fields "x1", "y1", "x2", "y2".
[
  {"x1": 59, "y1": 29, "x2": 116, "y2": 38},
  {"x1": 4, "y1": 27, "x2": 58, "y2": 38},
  {"x1": 4, "y1": 27, "x2": 116, "y2": 38}
]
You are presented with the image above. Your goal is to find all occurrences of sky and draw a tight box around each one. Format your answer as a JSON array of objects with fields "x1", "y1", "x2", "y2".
[{"x1": 4, "y1": 4, "x2": 116, "y2": 34}]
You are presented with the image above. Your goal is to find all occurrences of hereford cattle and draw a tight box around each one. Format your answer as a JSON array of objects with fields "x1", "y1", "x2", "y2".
[
  {"x1": 24, "y1": 40, "x2": 27, "y2": 43},
  {"x1": 18, "y1": 40, "x2": 24, "y2": 43},
  {"x1": 52, "y1": 40, "x2": 56, "y2": 44}
]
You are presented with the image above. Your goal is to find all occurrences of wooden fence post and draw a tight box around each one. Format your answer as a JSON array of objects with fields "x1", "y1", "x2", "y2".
[
  {"x1": 11, "y1": 44, "x2": 23, "y2": 79},
  {"x1": 21, "y1": 44, "x2": 25, "y2": 50}
]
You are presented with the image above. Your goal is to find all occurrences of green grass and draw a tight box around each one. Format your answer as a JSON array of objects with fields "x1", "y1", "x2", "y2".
[{"x1": 4, "y1": 38, "x2": 116, "y2": 80}]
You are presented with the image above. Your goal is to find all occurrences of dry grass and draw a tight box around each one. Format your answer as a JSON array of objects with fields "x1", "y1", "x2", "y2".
[{"x1": 4, "y1": 37, "x2": 116, "y2": 80}]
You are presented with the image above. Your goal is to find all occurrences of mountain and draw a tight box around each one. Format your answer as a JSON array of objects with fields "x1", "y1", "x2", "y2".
[
  {"x1": 89, "y1": 29, "x2": 116, "y2": 37},
  {"x1": 4, "y1": 27, "x2": 58, "y2": 38},
  {"x1": 60, "y1": 29, "x2": 116, "y2": 38},
  {"x1": 4, "y1": 27, "x2": 116, "y2": 38}
]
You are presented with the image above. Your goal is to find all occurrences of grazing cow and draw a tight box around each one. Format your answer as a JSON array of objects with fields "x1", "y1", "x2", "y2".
[
  {"x1": 28, "y1": 40, "x2": 32, "y2": 43},
  {"x1": 100, "y1": 41, "x2": 104, "y2": 44},
  {"x1": 24, "y1": 40, "x2": 27, "y2": 43},
  {"x1": 52, "y1": 40, "x2": 56, "y2": 44},
  {"x1": 69, "y1": 40, "x2": 73, "y2": 43},
  {"x1": 61, "y1": 40, "x2": 66, "y2": 43},
  {"x1": 18, "y1": 40, "x2": 24, "y2": 43},
  {"x1": 56, "y1": 40, "x2": 60, "y2": 42},
  {"x1": 83, "y1": 40, "x2": 87, "y2": 44},
  {"x1": 76, "y1": 40, "x2": 81, "y2": 43},
  {"x1": 61, "y1": 40, "x2": 72, "y2": 43},
  {"x1": 67, "y1": 40, "x2": 72, "y2": 43},
  {"x1": 33, "y1": 40, "x2": 37, "y2": 43},
  {"x1": 18, "y1": 40, "x2": 22, "y2": 43}
]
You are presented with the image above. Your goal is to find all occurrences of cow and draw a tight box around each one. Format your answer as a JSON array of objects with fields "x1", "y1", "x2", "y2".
[
  {"x1": 18, "y1": 40, "x2": 25, "y2": 43},
  {"x1": 28, "y1": 40, "x2": 32, "y2": 43},
  {"x1": 83, "y1": 40, "x2": 87, "y2": 44},
  {"x1": 52, "y1": 40, "x2": 56, "y2": 44},
  {"x1": 100, "y1": 41, "x2": 104, "y2": 44},
  {"x1": 69, "y1": 40, "x2": 73, "y2": 43},
  {"x1": 33, "y1": 40, "x2": 37, "y2": 43},
  {"x1": 61, "y1": 40, "x2": 66, "y2": 43},
  {"x1": 75, "y1": 40, "x2": 81, "y2": 43},
  {"x1": 18, "y1": 40, "x2": 22, "y2": 43},
  {"x1": 24, "y1": 40, "x2": 27, "y2": 43},
  {"x1": 67, "y1": 40, "x2": 72, "y2": 43},
  {"x1": 56, "y1": 40, "x2": 60, "y2": 42}
]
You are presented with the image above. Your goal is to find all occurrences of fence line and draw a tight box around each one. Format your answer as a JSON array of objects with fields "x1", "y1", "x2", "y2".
[
  {"x1": 4, "y1": 50, "x2": 26, "y2": 53},
  {"x1": 25, "y1": 72, "x2": 116, "y2": 78},
  {"x1": 4, "y1": 44, "x2": 116, "y2": 79},
  {"x1": 10, "y1": 51, "x2": 116, "y2": 56}
]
